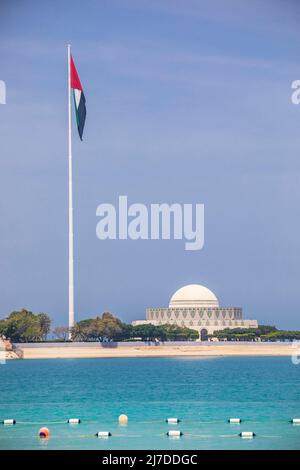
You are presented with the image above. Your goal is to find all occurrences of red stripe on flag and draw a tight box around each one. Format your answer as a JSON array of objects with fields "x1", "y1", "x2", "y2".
[{"x1": 70, "y1": 55, "x2": 83, "y2": 91}]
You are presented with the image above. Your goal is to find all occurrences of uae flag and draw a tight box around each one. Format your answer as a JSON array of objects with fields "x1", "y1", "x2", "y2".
[{"x1": 70, "y1": 55, "x2": 86, "y2": 140}]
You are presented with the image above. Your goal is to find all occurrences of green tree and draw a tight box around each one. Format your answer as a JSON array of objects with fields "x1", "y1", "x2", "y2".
[
  {"x1": 71, "y1": 312, "x2": 128, "y2": 342},
  {"x1": 101, "y1": 312, "x2": 124, "y2": 339},
  {"x1": 131, "y1": 323, "x2": 198, "y2": 342},
  {"x1": 71, "y1": 320, "x2": 94, "y2": 341},
  {"x1": 157, "y1": 324, "x2": 198, "y2": 341},
  {"x1": 131, "y1": 324, "x2": 160, "y2": 341},
  {"x1": 0, "y1": 309, "x2": 51, "y2": 342},
  {"x1": 114, "y1": 323, "x2": 133, "y2": 341}
]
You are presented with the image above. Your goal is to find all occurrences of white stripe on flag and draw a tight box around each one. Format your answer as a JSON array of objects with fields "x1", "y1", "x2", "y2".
[{"x1": 74, "y1": 88, "x2": 81, "y2": 108}]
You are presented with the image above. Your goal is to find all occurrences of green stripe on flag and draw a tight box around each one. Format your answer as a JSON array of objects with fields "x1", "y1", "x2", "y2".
[{"x1": 72, "y1": 89, "x2": 80, "y2": 129}]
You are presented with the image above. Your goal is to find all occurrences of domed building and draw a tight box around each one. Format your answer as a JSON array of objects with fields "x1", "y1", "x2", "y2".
[{"x1": 133, "y1": 284, "x2": 258, "y2": 340}]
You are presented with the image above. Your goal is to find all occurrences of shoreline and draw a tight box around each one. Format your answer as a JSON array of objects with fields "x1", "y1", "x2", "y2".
[{"x1": 8, "y1": 342, "x2": 296, "y2": 360}]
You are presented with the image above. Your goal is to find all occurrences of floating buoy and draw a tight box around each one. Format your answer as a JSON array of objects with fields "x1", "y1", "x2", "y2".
[
  {"x1": 118, "y1": 414, "x2": 128, "y2": 425},
  {"x1": 95, "y1": 431, "x2": 111, "y2": 438},
  {"x1": 167, "y1": 430, "x2": 183, "y2": 437},
  {"x1": 228, "y1": 418, "x2": 241, "y2": 424},
  {"x1": 239, "y1": 431, "x2": 255, "y2": 439},
  {"x1": 291, "y1": 418, "x2": 300, "y2": 424},
  {"x1": 166, "y1": 418, "x2": 180, "y2": 424},
  {"x1": 38, "y1": 427, "x2": 50, "y2": 438},
  {"x1": 68, "y1": 418, "x2": 81, "y2": 424},
  {"x1": 2, "y1": 419, "x2": 16, "y2": 425}
]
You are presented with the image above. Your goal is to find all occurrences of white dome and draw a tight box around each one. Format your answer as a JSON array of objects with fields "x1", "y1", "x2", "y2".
[{"x1": 169, "y1": 284, "x2": 219, "y2": 308}]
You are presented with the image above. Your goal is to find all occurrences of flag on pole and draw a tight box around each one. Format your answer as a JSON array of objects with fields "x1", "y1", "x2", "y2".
[{"x1": 70, "y1": 55, "x2": 86, "y2": 140}]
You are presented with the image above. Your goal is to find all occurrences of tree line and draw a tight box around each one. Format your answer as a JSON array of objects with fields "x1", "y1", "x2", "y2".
[
  {"x1": 71, "y1": 313, "x2": 199, "y2": 342},
  {"x1": 0, "y1": 309, "x2": 198, "y2": 342},
  {"x1": 1, "y1": 309, "x2": 300, "y2": 343},
  {"x1": 209, "y1": 325, "x2": 300, "y2": 341}
]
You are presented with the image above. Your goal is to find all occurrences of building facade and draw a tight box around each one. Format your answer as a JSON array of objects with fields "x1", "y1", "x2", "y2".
[{"x1": 133, "y1": 284, "x2": 258, "y2": 339}]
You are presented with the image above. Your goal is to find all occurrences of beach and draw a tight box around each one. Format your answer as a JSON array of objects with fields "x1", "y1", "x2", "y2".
[{"x1": 12, "y1": 341, "x2": 296, "y2": 359}]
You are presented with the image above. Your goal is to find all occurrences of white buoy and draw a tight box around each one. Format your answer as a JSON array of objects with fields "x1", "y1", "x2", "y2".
[
  {"x1": 2, "y1": 419, "x2": 16, "y2": 425},
  {"x1": 291, "y1": 418, "x2": 300, "y2": 424},
  {"x1": 96, "y1": 431, "x2": 111, "y2": 438},
  {"x1": 167, "y1": 430, "x2": 183, "y2": 437},
  {"x1": 166, "y1": 418, "x2": 180, "y2": 424},
  {"x1": 68, "y1": 418, "x2": 81, "y2": 424},
  {"x1": 228, "y1": 418, "x2": 241, "y2": 424},
  {"x1": 239, "y1": 431, "x2": 255, "y2": 439},
  {"x1": 118, "y1": 414, "x2": 128, "y2": 425}
]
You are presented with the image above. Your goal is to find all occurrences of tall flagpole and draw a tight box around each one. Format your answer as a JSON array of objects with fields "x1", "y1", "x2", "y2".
[{"x1": 68, "y1": 44, "x2": 75, "y2": 338}]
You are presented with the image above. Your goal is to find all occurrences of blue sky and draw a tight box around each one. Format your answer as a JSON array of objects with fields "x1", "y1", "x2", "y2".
[{"x1": 0, "y1": 0, "x2": 300, "y2": 328}]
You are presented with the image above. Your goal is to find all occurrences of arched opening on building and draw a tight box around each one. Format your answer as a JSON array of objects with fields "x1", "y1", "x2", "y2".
[{"x1": 200, "y1": 328, "x2": 208, "y2": 341}]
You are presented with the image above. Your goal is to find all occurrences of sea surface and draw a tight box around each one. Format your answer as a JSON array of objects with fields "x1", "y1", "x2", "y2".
[{"x1": 0, "y1": 356, "x2": 299, "y2": 450}]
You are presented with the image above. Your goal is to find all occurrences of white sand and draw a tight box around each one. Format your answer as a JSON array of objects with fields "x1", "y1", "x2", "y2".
[{"x1": 17, "y1": 342, "x2": 295, "y2": 359}]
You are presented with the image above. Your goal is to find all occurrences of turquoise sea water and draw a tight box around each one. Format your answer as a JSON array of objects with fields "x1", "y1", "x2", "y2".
[{"x1": 0, "y1": 356, "x2": 299, "y2": 450}]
